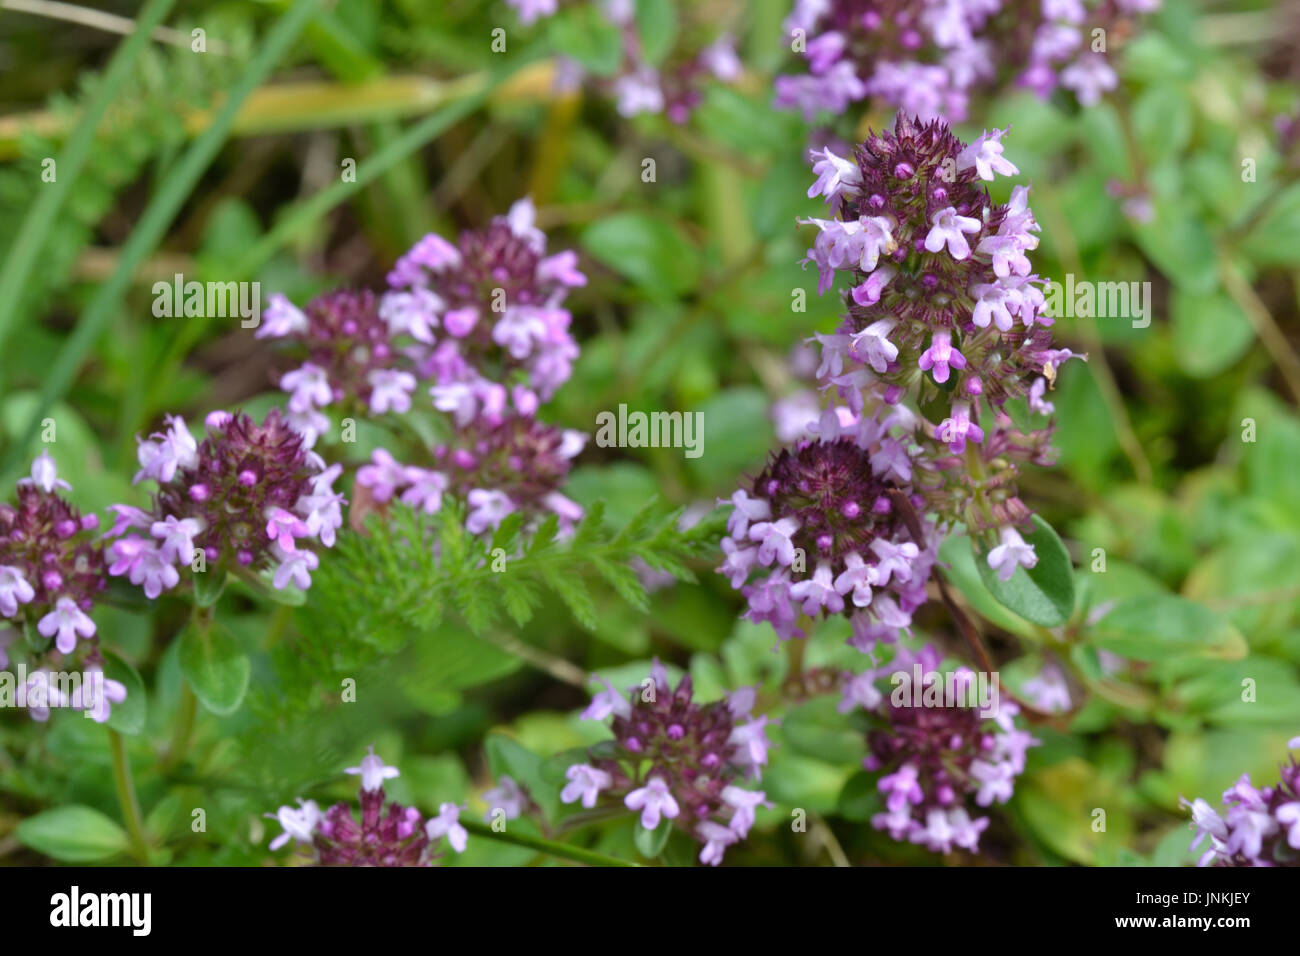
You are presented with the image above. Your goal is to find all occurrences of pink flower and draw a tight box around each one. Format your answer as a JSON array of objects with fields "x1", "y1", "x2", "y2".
[
  {"x1": 267, "y1": 799, "x2": 321, "y2": 851},
  {"x1": 271, "y1": 546, "x2": 319, "y2": 591},
  {"x1": 561, "y1": 764, "x2": 611, "y2": 808},
  {"x1": 624, "y1": 776, "x2": 681, "y2": 830},
  {"x1": 0, "y1": 565, "x2": 35, "y2": 617},
  {"x1": 356, "y1": 449, "x2": 408, "y2": 503},
  {"x1": 956, "y1": 128, "x2": 1019, "y2": 181},
  {"x1": 152, "y1": 514, "x2": 203, "y2": 564},
  {"x1": 280, "y1": 362, "x2": 333, "y2": 413},
  {"x1": 344, "y1": 745, "x2": 400, "y2": 792},
  {"x1": 789, "y1": 562, "x2": 845, "y2": 615},
  {"x1": 697, "y1": 820, "x2": 738, "y2": 865},
  {"x1": 425, "y1": 803, "x2": 468, "y2": 853},
  {"x1": 924, "y1": 206, "x2": 981, "y2": 260},
  {"x1": 987, "y1": 526, "x2": 1037, "y2": 581},
  {"x1": 918, "y1": 330, "x2": 967, "y2": 384},
  {"x1": 37, "y1": 596, "x2": 96, "y2": 654},
  {"x1": 936, "y1": 402, "x2": 985, "y2": 453},
  {"x1": 466, "y1": 489, "x2": 514, "y2": 534},
  {"x1": 367, "y1": 369, "x2": 417, "y2": 414}
]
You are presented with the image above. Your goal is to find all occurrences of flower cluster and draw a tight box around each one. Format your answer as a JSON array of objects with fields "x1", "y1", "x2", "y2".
[
  {"x1": 266, "y1": 746, "x2": 467, "y2": 866},
  {"x1": 1182, "y1": 737, "x2": 1300, "y2": 867},
  {"x1": 842, "y1": 645, "x2": 1038, "y2": 853},
  {"x1": 508, "y1": 0, "x2": 742, "y2": 122},
  {"x1": 386, "y1": 197, "x2": 583, "y2": 410},
  {"x1": 718, "y1": 412, "x2": 939, "y2": 647},
  {"x1": 562, "y1": 663, "x2": 771, "y2": 865},
  {"x1": 0, "y1": 453, "x2": 124, "y2": 722},
  {"x1": 262, "y1": 198, "x2": 582, "y2": 450},
  {"x1": 776, "y1": 0, "x2": 1162, "y2": 123},
  {"x1": 802, "y1": 114, "x2": 1076, "y2": 571},
  {"x1": 108, "y1": 409, "x2": 342, "y2": 597},
  {"x1": 357, "y1": 409, "x2": 586, "y2": 534},
  {"x1": 259, "y1": 288, "x2": 417, "y2": 447}
]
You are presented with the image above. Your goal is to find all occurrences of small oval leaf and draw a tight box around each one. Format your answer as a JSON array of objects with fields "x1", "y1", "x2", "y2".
[{"x1": 974, "y1": 515, "x2": 1076, "y2": 627}]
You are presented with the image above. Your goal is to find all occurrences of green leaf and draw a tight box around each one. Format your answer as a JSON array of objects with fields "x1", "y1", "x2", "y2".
[
  {"x1": 836, "y1": 771, "x2": 882, "y2": 823},
  {"x1": 1131, "y1": 84, "x2": 1192, "y2": 164},
  {"x1": 1239, "y1": 182, "x2": 1300, "y2": 267},
  {"x1": 781, "y1": 697, "x2": 865, "y2": 765},
  {"x1": 973, "y1": 515, "x2": 1076, "y2": 628},
  {"x1": 178, "y1": 619, "x2": 251, "y2": 716},
  {"x1": 1170, "y1": 287, "x2": 1254, "y2": 378},
  {"x1": 635, "y1": 0, "x2": 678, "y2": 65},
  {"x1": 192, "y1": 568, "x2": 228, "y2": 608},
  {"x1": 16, "y1": 805, "x2": 129, "y2": 862},
  {"x1": 101, "y1": 651, "x2": 146, "y2": 736},
  {"x1": 633, "y1": 817, "x2": 673, "y2": 859},
  {"x1": 581, "y1": 213, "x2": 700, "y2": 297},
  {"x1": 1086, "y1": 594, "x2": 1247, "y2": 661},
  {"x1": 1132, "y1": 197, "x2": 1216, "y2": 293},
  {"x1": 547, "y1": 6, "x2": 623, "y2": 76}
]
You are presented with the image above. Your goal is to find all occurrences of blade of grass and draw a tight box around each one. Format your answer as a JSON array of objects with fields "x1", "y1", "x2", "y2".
[
  {"x1": 0, "y1": 0, "x2": 178, "y2": 358},
  {"x1": 0, "y1": 0, "x2": 320, "y2": 477}
]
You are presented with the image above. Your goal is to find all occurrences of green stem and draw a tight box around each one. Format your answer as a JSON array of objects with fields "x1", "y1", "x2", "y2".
[
  {"x1": 161, "y1": 604, "x2": 210, "y2": 772},
  {"x1": 161, "y1": 682, "x2": 199, "y2": 774},
  {"x1": 459, "y1": 820, "x2": 641, "y2": 867},
  {"x1": 108, "y1": 728, "x2": 150, "y2": 864}
]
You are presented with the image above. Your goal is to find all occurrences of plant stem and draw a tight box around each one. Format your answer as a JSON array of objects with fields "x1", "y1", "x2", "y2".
[
  {"x1": 161, "y1": 682, "x2": 199, "y2": 774},
  {"x1": 459, "y1": 819, "x2": 641, "y2": 867},
  {"x1": 1219, "y1": 254, "x2": 1300, "y2": 406},
  {"x1": 108, "y1": 728, "x2": 150, "y2": 864},
  {"x1": 161, "y1": 604, "x2": 209, "y2": 773}
]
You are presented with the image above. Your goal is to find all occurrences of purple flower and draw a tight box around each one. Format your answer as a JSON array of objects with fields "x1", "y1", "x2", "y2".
[
  {"x1": 367, "y1": 369, "x2": 417, "y2": 415},
  {"x1": 116, "y1": 410, "x2": 336, "y2": 592},
  {"x1": 280, "y1": 362, "x2": 333, "y2": 413},
  {"x1": 0, "y1": 565, "x2": 35, "y2": 617},
  {"x1": 986, "y1": 526, "x2": 1037, "y2": 582},
  {"x1": 267, "y1": 752, "x2": 464, "y2": 866},
  {"x1": 697, "y1": 820, "x2": 739, "y2": 866},
  {"x1": 18, "y1": 451, "x2": 70, "y2": 494},
  {"x1": 957, "y1": 128, "x2": 1019, "y2": 181},
  {"x1": 258, "y1": 293, "x2": 309, "y2": 339},
  {"x1": 37, "y1": 596, "x2": 96, "y2": 654},
  {"x1": 357, "y1": 449, "x2": 407, "y2": 503},
  {"x1": 856, "y1": 648, "x2": 1038, "y2": 854},
  {"x1": 267, "y1": 799, "x2": 322, "y2": 851},
  {"x1": 567, "y1": 668, "x2": 772, "y2": 858},
  {"x1": 625, "y1": 777, "x2": 681, "y2": 830},
  {"x1": 719, "y1": 428, "x2": 939, "y2": 641},
  {"x1": 151, "y1": 514, "x2": 203, "y2": 564},
  {"x1": 344, "y1": 745, "x2": 401, "y2": 793},
  {"x1": 483, "y1": 776, "x2": 528, "y2": 821},
  {"x1": 425, "y1": 803, "x2": 468, "y2": 853},
  {"x1": 561, "y1": 764, "x2": 612, "y2": 809},
  {"x1": 918, "y1": 330, "x2": 968, "y2": 384},
  {"x1": 924, "y1": 207, "x2": 982, "y2": 260},
  {"x1": 936, "y1": 402, "x2": 984, "y2": 453}
]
